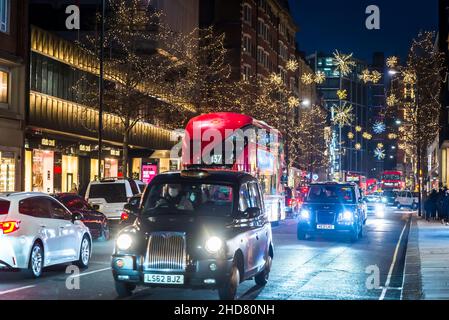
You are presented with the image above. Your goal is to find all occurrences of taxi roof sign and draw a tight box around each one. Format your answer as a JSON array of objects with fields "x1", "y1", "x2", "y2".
[{"x1": 180, "y1": 169, "x2": 210, "y2": 178}]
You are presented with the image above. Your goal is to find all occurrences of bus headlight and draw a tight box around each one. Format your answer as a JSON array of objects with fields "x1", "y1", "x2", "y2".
[
  {"x1": 116, "y1": 234, "x2": 133, "y2": 251},
  {"x1": 205, "y1": 236, "x2": 223, "y2": 253}
]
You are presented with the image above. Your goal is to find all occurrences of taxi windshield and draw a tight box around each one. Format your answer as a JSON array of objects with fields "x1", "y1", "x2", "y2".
[
  {"x1": 306, "y1": 185, "x2": 355, "y2": 204},
  {"x1": 141, "y1": 182, "x2": 234, "y2": 216}
]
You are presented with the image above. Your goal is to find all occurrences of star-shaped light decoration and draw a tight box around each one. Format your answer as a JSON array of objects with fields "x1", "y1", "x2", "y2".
[
  {"x1": 362, "y1": 132, "x2": 372, "y2": 140},
  {"x1": 386, "y1": 56, "x2": 398, "y2": 68},
  {"x1": 373, "y1": 121, "x2": 386, "y2": 134},
  {"x1": 333, "y1": 50, "x2": 356, "y2": 76},
  {"x1": 301, "y1": 73, "x2": 314, "y2": 85},
  {"x1": 337, "y1": 89, "x2": 347, "y2": 100},
  {"x1": 377, "y1": 143, "x2": 384, "y2": 149},
  {"x1": 371, "y1": 70, "x2": 382, "y2": 84},
  {"x1": 288, "y1": 96, "x2": 300, "y2": 108},
  {"x1": 388, "y1": 133, "x2": 398, "y2": 140},
  {"x1": 333, "y1": 103, "x2": 354, "y2": 127},
  {"x1": 269, "y1": 73, "x2": 283, "y2": 86},
  {"x1": 314, "y1": 71, "x2": 326, "y2": 84},
  {"x1": 374, "y1": 147, "x2": 386, "y2": 160},
  {"x1": 347, "y1": 132, "x2": 354, "y2": 139},
  {"x1": 286, "y1": 59, "x2": 299, "y2": 72},
  {"x1": 386, "y1": 94, "x2": 398, "y2": 107},
  {"x1": 355, "y1": 143, "x2": 361, "y2": 150},
  {"x1": 403, "y1": 70, "x2": 417, "y2": 85},
  {"x1": 360, "y1": 69, "x2": 371, "y2": 83},
  {"x1": 355, "y1": 125, "x2": 362, "y2": 132}
]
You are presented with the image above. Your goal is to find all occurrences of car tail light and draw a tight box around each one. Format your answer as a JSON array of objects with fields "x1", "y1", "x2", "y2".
[
  {"x1": 288, "y1": 199, "x2": 293, "y2": 206},
  {"x1": 0, "y1": 221, "x2": 20, "y2": 234},
  {"x1": 120, "y1": 212, "x2": 129, "y2": 221},
  {"x1": 0, "y1": 201, "x2": 10, "y2": 215}
]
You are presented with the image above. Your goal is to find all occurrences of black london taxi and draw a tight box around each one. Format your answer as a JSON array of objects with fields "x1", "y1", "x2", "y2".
[
  {"x1": 297, "y1": 182, "x2": 364, "y2": 242},
  {"x1": 112, "y1": 169, "x2": 274, "y2": 300}
]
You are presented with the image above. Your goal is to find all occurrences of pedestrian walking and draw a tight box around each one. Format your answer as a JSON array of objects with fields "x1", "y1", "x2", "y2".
[
  {"x1": 437, "y1": 188, "x2": 445, "y2": 220},
  {"x1": 425, "y1": 189, "x2": 438, "y2": 221},
  {"x1": 442, "y1": 189, "x2": 449, "y2": 225}
]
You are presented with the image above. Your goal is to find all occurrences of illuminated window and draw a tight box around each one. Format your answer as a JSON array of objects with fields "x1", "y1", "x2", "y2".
[
  {"x1": 0, "y1": 70, "x2": 8, "y2": 104},
  {"x1": 242, "y1": 65, "x2": 251, "y2": 81},
  {"x1": 243, "y1": 34, "x2": 251, "y2": 54},
  {"x1": 0, "y1": 0, "x2": 9, "y2": 33}
]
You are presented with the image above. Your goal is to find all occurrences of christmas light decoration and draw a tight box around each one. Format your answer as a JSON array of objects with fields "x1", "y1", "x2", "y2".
[
  {"x1": 301, "y1": 73, "x2": 314, "y2": 85},
  {"x1": 362, "y1": 132, "x2": 372, "y2": 140},
  {"x1": 333, "y1": 103, "x2": 354, "y2": 127},
  {"x1": 355, "y1": 125, "x2": 362, "y2": 132},
  {"x1": 333, "y1": 50, "x2": 356, "y2": 76},
  {"x1": 386, "y1": 56, "x2": 398, "y2": 68},
  {"x1": 403, "y1": 70, "x2": 417, "y2": 85},
  {"x1": 377, "y1": 143, "x2": 384, "y2": 149},
  {"x1": 286, "y1": 59, "x2": 299, "y2": 72},
  {"x1": 388, "y1": 133, "x2": 398, "y2": 140},
  {"x1": 374, "y1": 147, "x2": 386, "y2": 160},
  {"x1": 314, "y1": 71, "x2": 325, "y2": 84},
  {"x1": 373, "y1": 121, "x2": 386, "y2": 134},
  {"x1": 360, "y1": 69, "x2": 371, "y2": 83},
  {"x1": 386, "y1": 94, "x2": 398, "y2": 107},
  {"x1": 288, "y1": 96, "x2": 300, "y2": 108},
  {"x1": 355, "y1": 143, "x2": 361, "y2": 150},
  {"x1": 371, "y1": 70, "x2": 382, "y2": 83},
  {"x1": 269, "y1": 73, "x2": 283, "y2": 86},
  {"x1": 337, "y1": 89, "x2": 347, "y2": 100},
  {"x1": 347, "y1": 132, "x2": 354, "y2": 139}
]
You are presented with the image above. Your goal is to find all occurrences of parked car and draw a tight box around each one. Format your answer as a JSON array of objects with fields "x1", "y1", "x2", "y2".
[
  {"x1": 297, "y1": 182, "x2": 364, "y2": 242},
  {"x1": 112, "y1": 169, "x2": 274, "y2": 300},
  {"x1": 119, "y1": 194, "x2": 142, "y2": 227},
  {"x1": 85, "y1": 178, "x2": 143, "y2": 221},
  {"x1": 0, "y1": 192, "x2": 92, "y2": 278},
  {"x1": 395, "y1": 190, "x2": 418, "y2": 210},
  {"x1": 53, "y1": 193, "x2": 110, "y2": 240}
]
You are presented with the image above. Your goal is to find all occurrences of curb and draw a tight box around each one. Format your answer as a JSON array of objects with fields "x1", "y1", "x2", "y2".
[{"x1": 401, "y1": 214, "x2": 424, "y2": 300}]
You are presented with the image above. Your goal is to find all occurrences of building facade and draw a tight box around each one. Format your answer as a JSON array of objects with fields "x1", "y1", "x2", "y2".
[
  {"x1": 307, "y1": 52, "x2": 370, "y2": 181},
  {"x1": 0, "y1": 0, "x2": 28, "y2": 192}
]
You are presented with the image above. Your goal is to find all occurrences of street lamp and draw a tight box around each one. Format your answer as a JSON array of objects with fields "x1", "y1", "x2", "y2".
[{"x1": 301, "y1": 99, "x2": 311, "y2": 107}]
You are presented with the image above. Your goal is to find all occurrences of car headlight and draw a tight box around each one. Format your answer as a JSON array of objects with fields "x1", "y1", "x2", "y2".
[
  {"x1": 340, "y1": 210, "x2": 354, "y2": 221},
  {"x1": 205, "y1": 236, "x2": 223, "y2": 253},
  {"x1": 381, "y1": 197, "x2": 387, "y2": 203},
  {"x1": 116, "y1": 234, "x2": 133, "y2": 250},
  {"x1": 299, "y1": 209, "x2": 310, "y2": 220}
]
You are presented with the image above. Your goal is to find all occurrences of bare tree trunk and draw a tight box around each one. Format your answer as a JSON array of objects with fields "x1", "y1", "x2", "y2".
[
  {"x1": 122, "y1": 117, "x2": 130, "y2": 179},
  {"x1": 417, "y1": 145, "x2": 422, "y2": 217}
]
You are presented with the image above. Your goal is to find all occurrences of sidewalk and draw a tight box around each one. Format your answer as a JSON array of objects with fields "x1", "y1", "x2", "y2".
[{"x1": 403, "y1": 213, "x2": 449, "y2": 299}]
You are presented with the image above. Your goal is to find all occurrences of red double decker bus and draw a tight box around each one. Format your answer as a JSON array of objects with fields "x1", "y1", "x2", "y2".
[
  {"x1": 181, "y1": 112, "x2": 286, "y2": 222},
  {"x1": 381, "y1": 171, "x2": 404, "y2": 190}
]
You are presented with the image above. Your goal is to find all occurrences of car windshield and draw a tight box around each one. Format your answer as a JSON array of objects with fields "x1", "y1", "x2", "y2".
[
  {"x1": 141, "y1": 182, "x2": 234, "y2": 217},
  {"x1": 58, "y1": 195, "x2": 91, "y2": 211},
  {"x1": 383, "y1": 191, "x2": 396, "y2": 197},
  {"x1": 306, "y1": 185, "x2": 355, "y2": 204},
  {"x1": 88, "y1": 183, "x2": 127, "y2": 203}
]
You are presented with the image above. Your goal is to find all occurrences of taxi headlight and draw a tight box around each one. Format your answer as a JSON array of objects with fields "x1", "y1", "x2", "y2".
[
  {"x1": 340, "y1": 210, "x2": 354, "y2": 221},
  {"x1": 116, "y1": 234, "x2": 133, "y2": 250},
  {"x1": 300, "y1": 209, "x2": 311, "y2": 220},
  {"x1": 205, "y1": 236, "x2": 223, "y2": 253},
  {"x1": 381, "y1": 197, "x2": 387, "y2": 203}
]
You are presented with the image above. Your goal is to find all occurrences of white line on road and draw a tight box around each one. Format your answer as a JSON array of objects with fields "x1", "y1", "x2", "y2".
[
  {"x1": 379, "y1": 218, "x2": 408, "y2": 300},
  {"x1": 0, "y1": 285, "x2": 36, "y2": 296},
  {"x1": 70, "y1": 267, "x2": 111, "y2": 278}
]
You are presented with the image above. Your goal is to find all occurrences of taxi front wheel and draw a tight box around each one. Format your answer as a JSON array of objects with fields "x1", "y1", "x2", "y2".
[{"x1": 218, "y1": 262, "x2": 240, "y2": 300}]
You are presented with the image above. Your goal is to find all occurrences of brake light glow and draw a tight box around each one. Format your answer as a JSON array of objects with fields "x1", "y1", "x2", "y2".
[
  {"x1": 121, "y1": 212, "x2": 129, "y2": 221},
  {"x1": 0, "y1": 221, "x2": 20, "y2": 234},
  {"x1": 0, "y1": 201, "x2": 10, "y2": 215},
  {"x1": 288, "y1": 199, "x2": 293, "y2": 206}
]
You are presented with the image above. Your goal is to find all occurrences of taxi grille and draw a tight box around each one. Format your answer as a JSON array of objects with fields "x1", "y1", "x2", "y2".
[
  {"x1": 144, "y1": 232, "x2": 186, "y2": 271},
  {"x1": 316, "y1": 211, "x2": 336, "y2": 224}
]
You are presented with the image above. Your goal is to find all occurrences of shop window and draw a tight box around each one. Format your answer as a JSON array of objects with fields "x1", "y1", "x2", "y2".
[
  {"x1": 0, "y1": 70, "x2": 8, "y2": 104},
  {"x1": 0, "y1": 151, "x2": 15, "y2": 192},
  {"x1": 32, "y1": 149, "x2": 54, "y2": 193}
]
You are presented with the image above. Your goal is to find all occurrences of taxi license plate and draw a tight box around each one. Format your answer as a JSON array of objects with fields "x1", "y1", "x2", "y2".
[
  {"x1": 317, "y1": 224, "x2": 335, "y2": 230},
  {"x1": 144, "y1": 274, "x2": 184, "y2": 284}
]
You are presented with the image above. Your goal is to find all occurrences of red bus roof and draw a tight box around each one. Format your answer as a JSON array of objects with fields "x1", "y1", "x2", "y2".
[
  {"x1": 382, "y1": 171, "x2": 402, "y2": 175},
  {"x1": 185, "y1": 112, "x2": 279, "y2": 140}
]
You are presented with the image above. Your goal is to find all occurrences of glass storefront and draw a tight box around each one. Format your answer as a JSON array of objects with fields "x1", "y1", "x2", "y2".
[
  {"x1": 104, "y1": 158, "x2": 118, "y2": 178},
  {"x1": 32, "y1": 149, "x2": 54, "y2": 193},
  {"x1": 62, "y1": 155, "x2": 78, "y2": 192},
  {"x1": 0, "y1": 151, "x2": 15, "y2": 192}
]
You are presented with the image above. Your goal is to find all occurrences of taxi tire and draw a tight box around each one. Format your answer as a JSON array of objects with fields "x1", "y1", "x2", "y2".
[
  {"x1": 115, "y1": 281, "x2": 136, "y2": 298},
  {"x1": 218, "y1": 262, "x2": 240, "y2": 300},
  {"x1": 255, "y1": 255, "x2": 272, "y2": 286}
]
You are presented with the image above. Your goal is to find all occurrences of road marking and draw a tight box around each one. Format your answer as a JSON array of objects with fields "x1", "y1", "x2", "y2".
[
  {"x1": 0, "y1": 285, "x2": 36, "y2": 296},
  {"x1": 70, "y1": 267, "x2": 111, "y2": 278},
  {"x1": 379, "y1": 218, "x2": 408, "y2": 300}
]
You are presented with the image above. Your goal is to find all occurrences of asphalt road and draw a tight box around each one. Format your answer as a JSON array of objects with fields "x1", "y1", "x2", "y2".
[{"x1": 0, "y1": 206, "x2": 412, "y2": 300}]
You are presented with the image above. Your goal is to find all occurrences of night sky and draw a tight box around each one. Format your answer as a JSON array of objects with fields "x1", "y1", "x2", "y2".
[{"x1": 288, "y1": 0, "x2": 439, "y2": 63}]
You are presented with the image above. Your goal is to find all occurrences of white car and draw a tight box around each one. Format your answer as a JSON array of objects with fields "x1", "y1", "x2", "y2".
[
  {"x1": 395, "y1": 190, "x2": 418, "y2": 209},
  {"x1": 85, "y1": 179, "x2": 144, "y2": 220},
  {"x1": 0, "y1": 192, "x2": 92, "y2": 278}
]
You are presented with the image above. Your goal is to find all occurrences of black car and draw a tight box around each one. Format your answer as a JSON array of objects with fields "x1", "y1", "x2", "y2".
[
  {"x1": 112, "y1": 169, "x2": 274, "y2": 300},
  {"x1": 54, "y1": 193, "x2": 110, "y2": 240},
  {"x1": 119, "y1": 194, "x2": 142, "y2": 227},
  {"x1": 297, "y1": 182, "x2": 364, "y2": 242},
  {"x1": 381, "y1": 190, "x2": 398, "y2": 206}
]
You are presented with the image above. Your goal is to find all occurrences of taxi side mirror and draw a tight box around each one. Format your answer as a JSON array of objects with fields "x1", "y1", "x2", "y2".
[
  {"x1": 245, "y1": 207, "x2": 261, "y2": 218},
  {"x1": 91, "y1": 204, "x2": 100, "y2": 211}
]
